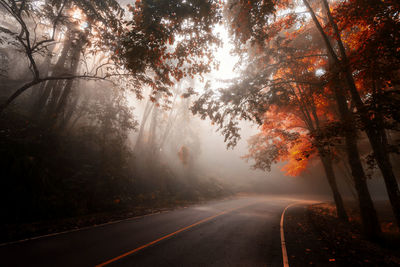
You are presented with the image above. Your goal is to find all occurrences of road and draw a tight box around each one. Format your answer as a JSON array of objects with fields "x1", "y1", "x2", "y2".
[{"x1": 0, "y1": 196, "x2": 313, "y2": 267}]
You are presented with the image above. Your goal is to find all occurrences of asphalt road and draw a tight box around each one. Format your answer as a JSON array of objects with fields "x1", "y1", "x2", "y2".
[{"x1": 0, "y1": 196, "x2": 309, "y2": 267}]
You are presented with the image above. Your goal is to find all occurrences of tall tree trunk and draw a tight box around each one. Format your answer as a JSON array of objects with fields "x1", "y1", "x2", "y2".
[
  {"x1": 134, "y1": 99, "x2": 154, "y2": 153},
  {"x1": 303, "y1": 0, "x2": 381, "y2": 239},
  {"x1": 292, "y1": 83, "x2": 349, "y2": 222},
  {"x1": 46, "y1": 29, "x2": 86, "y2": 128},
  {"x1": 30, "y1": 81, "x2": 54, "y2": 117},
  {"x1": 31, "y1": 30, "x2": 72, "y2": 117},
  {"x1": 318, "y1": 148, "x2": 349, "y2": 221},
  {"x1": 30, "y1": 47, "x2": 55, "y2": 109},
  {"x1": 333, "y1": 78, "x2": 381, "y2": 239},
  {"x1": 52, "y1": 31, "x2": 84, "y2": 125},
  {"x1": 148, "y1": 99, "x2": 159, "y2": 156},
  {"x1": 338, "y1": 154, "x2": 358, "y2": 200},
  {"x1": 321, "y1": 0, "x2": 400, "y2": 230},
  {"x1": 58, "y1": 91, "x2": 79, "y2": 131},
  {"x1": 45, "y1": 81, "x2": 65, "y2": 121},
  {"x1": 158, "y1": 94, "x2": 179, "y2": 150}
]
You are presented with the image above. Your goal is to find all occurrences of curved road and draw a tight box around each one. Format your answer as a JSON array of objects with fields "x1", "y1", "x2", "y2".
[{"x1": 0, "y1": 196, "x2": 314, "y2": 267}]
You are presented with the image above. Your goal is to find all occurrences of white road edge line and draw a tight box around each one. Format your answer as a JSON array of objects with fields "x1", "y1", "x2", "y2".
[
  {"x1": 0, "y1": 210, "x2": 169, "y2": 247},
  {"x1": 280, "y1": 202, "x2": 299, "y2": 267},
  {"x1": 0, "y1": 197, "x2": 237, "y2": 247}
]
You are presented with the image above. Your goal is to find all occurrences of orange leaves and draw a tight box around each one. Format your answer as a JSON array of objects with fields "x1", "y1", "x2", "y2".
[
  {"x1": 281, "y1": 138, "x2": 314, "y2": 176},
  {"x1": 283, "y1": 13, "x2": 298, "y2": 30},
  {"x1": 246, "y1": 106, "x2": 316, "y2": 176}
]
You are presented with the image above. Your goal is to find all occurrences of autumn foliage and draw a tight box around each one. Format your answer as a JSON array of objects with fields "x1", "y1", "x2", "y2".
[{"x1": 191, "y1": 0, "x2": 400, "y2": 236}]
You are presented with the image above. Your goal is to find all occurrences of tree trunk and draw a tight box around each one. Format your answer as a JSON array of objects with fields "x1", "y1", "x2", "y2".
[
  {"x1": 31, "y1": 28, "x2": 73, "y2": 118},
  {"x1": 134, "y1": 99, "x2": 154, "y2": 153},
  {"x1": 45, "y1": 81, "x2": 65, "y2": 121},
  {"x1": 333, "y1": 79, "x2": 381, "y2": 240},
  {"x1": 30, "y1": 81, "x2": 49, "y2": 115},
  {"x1": 321, "y1": 0, "x2": 400, "y2": 230},
  {"x1": 302, "y1": 0, "x2": 381, "y2": 239},
  {"x1": 30, "y1": 48, "x2": 55, "y2": 108},
  {"x1": 58, "y1": 91, "x2": 79, "y2": 131},
  {"x1": 318, "y1": 149, "x2": 349, "y2": 221},
  {"x1": 148, "y1": 99, "x2": 159, "y2": 156},
  {"x1": 291, "y1": 82, "x2": 349, "y2": 222},
  {"x1": 158, "y1": 94, "x2": 179, "y2": 150},
  {"x1": 51, "y1": 32, "x2": 84, "y2": 125}
]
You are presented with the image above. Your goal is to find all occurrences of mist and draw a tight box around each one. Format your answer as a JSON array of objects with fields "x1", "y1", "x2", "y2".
[{"x1": 1, "y1": 0, "x2": 399, "y2": 253}]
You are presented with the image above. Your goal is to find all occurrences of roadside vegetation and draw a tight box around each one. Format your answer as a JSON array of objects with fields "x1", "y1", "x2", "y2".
[
  {"x1": 1, "y1": 0, "x2": 400, "y2": 248},
  {"x1": 285, "y1": 202, "x2": 400, "y2": 266},
  {"x1": 0, "y1": 0, "x2": 229, "y2": 242},
  {"x1": 192, "y1": 0, "x2": 400, "y2": 241}
]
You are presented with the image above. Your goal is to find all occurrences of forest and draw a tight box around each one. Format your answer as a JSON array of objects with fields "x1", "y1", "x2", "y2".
[{"x1": 0, "y1": 0, "x2": 399, "y2": 249}]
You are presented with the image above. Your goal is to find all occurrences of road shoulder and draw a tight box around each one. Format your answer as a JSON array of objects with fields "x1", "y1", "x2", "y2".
[
  {"x1": 1, "y1": 195, "x2": 236, "y2": 245},
  {"x1": 284, "y1": 203, "x2": 400, "y2": 267},
  {"x1": 284, "y1": 204, "x2": 337, "y2": 267}
]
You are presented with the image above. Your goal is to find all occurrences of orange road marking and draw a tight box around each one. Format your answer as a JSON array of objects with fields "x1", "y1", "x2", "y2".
[{"x1": 95, "y1": 201, "x2": 261, "y2": 267}]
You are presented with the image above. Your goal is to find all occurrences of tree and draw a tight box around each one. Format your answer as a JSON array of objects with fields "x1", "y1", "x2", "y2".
[
  {"x1": 193, "y1": 52, "x2": 350, "y2": 221},
  {"x1": 302, "y1": 0, "x2": 400, "y2": 236},
  {"x1": 191, "y1": 0, "x2": 391, "y2": 238},
  {"x1": 326, "y1": 0, "x2": 400, "y2": 229},
  {"x1": 196, "y1": 0, "x2": 351, "y2": 221},
  {"x1": 0, "y1": 0, "x2": 124, "y2": 113},
  {"x1": 0, "y1": 0, "x2": 223, "y2": 114},
  {"x1": 116, "y1": 0, "x2": 222, "y2": 99}
]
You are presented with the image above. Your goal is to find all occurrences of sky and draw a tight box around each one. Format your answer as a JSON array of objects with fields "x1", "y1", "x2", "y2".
[{"x1": 211, "y1": 24, "x2": 240, "y2": 80}]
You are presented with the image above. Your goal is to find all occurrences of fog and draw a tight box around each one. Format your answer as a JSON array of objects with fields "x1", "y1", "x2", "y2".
[
  {"x1": 126, "y1": 77, "x2": 341, "y2": 198},
  {"x1": 1, "y1": 0, "x2": 397, "y2": 230}
]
